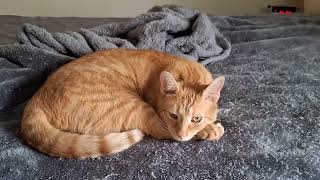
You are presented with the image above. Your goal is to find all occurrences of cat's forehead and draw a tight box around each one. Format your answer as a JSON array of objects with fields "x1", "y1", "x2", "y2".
[
  {"x1": 173, "y1": 103, "x2": 209, "y2": 117},
  {"x1": 174, "y1": 99, "x2": 215, "y2": 117},
  {"x1": 175, "y1": 93, "x2": 204, "y2": 111},
  {"x1": 177, "y1": 86, "x2": 200, "y2": 97}
]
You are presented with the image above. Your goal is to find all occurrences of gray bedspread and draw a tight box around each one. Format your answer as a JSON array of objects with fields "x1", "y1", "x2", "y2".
[{"x1": 1, "y1": 13, "x2": 320, "y2": 179}]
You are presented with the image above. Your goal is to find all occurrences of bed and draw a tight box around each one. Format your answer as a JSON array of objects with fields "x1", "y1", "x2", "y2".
[{"x1": 0, "y1": 14, "x2": 320, "y2": 179}]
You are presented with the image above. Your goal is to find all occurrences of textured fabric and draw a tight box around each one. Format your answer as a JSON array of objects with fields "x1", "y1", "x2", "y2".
[
  {"x1": 0, "y1": 5, "x2": 231, "y2": 111},
  {"x1": 1, "y1": 14, "x2": 320, "y2": 179}
]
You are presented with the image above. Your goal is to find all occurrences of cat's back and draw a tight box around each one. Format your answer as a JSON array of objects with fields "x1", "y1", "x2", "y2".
[
  {"x1": 46, "y1": 49, "x2": 172, "y2": 87},
  {"x1": 36, "y1": 48, "x2": 213, "y2": 101},
  {"x1": 31, "y1": 49, "x2": 180, "y2": 106}
]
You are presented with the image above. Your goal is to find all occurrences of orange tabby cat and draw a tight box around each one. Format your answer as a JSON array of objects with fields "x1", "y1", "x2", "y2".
[{"x1": 21, "y1": 49, "x2": 225, "y2": 159}]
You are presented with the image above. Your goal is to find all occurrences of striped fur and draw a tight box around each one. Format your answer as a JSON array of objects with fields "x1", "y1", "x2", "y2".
[{"x1": 21, "y1": 49, "x2": 225, "y2": 159}]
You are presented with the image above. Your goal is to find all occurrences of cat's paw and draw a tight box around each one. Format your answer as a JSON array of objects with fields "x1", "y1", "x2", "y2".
[{"x1": 195, "y1": 123, "x2": 224, "y2": 141}]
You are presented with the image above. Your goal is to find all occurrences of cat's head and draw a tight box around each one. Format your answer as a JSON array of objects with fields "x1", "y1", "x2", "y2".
[{"x1": 156, "y1": 71, "x2": 225, "y2": 141}]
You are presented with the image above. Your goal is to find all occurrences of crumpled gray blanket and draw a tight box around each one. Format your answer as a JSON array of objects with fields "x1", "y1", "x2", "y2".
[{"x1": 0, "y1": 5, "x2": 231, "y2": 111}]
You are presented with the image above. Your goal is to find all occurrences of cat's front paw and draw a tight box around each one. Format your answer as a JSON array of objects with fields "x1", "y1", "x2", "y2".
[{"x1": 195, "y1": 122, "x2": 224, "y2": 141}]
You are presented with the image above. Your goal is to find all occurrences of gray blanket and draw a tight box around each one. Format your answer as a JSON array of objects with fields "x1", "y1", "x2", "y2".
[
  {"x1": 0, "y1": 5, "x2": 231, "y2": 111},
  {"x1": 1, "y1": 11, "x2": 320, "y2": 180}
]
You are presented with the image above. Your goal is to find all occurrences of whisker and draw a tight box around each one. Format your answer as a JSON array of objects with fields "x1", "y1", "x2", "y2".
[
  {"x1": 157, "y1": 110, "x2": 168, "y2": 129},
  {"x1": 203, "y1": 116, "x2": 214, "y2": 121},
  {"x1": 204, "y1": 116, "x2": 222, "y2": 124},
  {"x1": 159, "y1": 119, "x2": 168, "y2": 129}
]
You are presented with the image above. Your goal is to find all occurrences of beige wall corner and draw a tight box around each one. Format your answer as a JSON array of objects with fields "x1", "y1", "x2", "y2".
[{"x1": 304, "y1": 0, "x2": 320, "y2": 14}]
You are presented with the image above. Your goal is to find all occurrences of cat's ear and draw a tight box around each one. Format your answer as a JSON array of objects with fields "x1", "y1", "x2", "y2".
[
  {"x1": 202, "y1": 76, "x2": 225, "y2": 103},
  {"x1": 160, "y1": 71, "x2": 178, "y2": 95}
]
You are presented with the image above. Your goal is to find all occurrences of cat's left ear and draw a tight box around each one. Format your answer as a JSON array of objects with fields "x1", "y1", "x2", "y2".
[
  {"x1": 202, "y1": 76, "x2": 225, "y2": 103},
  {"x1": 160, "y1": 71, "x2": 179, "y2": 95}
]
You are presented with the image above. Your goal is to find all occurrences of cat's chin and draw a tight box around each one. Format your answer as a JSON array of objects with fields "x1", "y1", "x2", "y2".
[
  {"x1": 168, "y1": 130, "x2": 194, "y2": 142},
  {"x1": 173, "y1": 136, "x2": 192, "y2": 142}
]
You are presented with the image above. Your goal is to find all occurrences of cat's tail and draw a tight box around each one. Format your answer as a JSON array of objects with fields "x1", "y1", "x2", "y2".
[{"x1": 21, "y1": 108, "x2": 144, "y2": 159}]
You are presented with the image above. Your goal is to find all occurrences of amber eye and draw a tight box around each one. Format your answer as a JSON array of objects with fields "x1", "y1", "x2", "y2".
[
  {"x1": 168, "y1": 112, "x2": 178, "y2": 120},
  {"x1": 191, "y1": 116, "x2": 202, "y2": 123}
]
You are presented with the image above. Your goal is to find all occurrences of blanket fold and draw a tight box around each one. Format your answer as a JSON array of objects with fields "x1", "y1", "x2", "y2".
[{"x1": 0, "y1": 5, "x2": 231, "y2": 111}]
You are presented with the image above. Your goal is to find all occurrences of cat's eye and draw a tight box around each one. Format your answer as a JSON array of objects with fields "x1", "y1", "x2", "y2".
[
  {"x1": 191, "y1": 116, "x2": 202, "y2": 123},
  {"x1": 168, "y1": 112, "x2": 178, "y2": 120}
]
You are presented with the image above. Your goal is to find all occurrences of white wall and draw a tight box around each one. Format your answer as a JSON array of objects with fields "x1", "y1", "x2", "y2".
[
  {"x1": 304, "y1": 0, "x2": 320, "y2": 14},
  {"x1": 0, "y1": 0, "x2": 304, "y2": 17}
]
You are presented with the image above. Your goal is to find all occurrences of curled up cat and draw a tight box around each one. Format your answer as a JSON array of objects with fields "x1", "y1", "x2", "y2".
[{"x1": 21, "y1": 49, "x2": 225, "y2": 159}]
